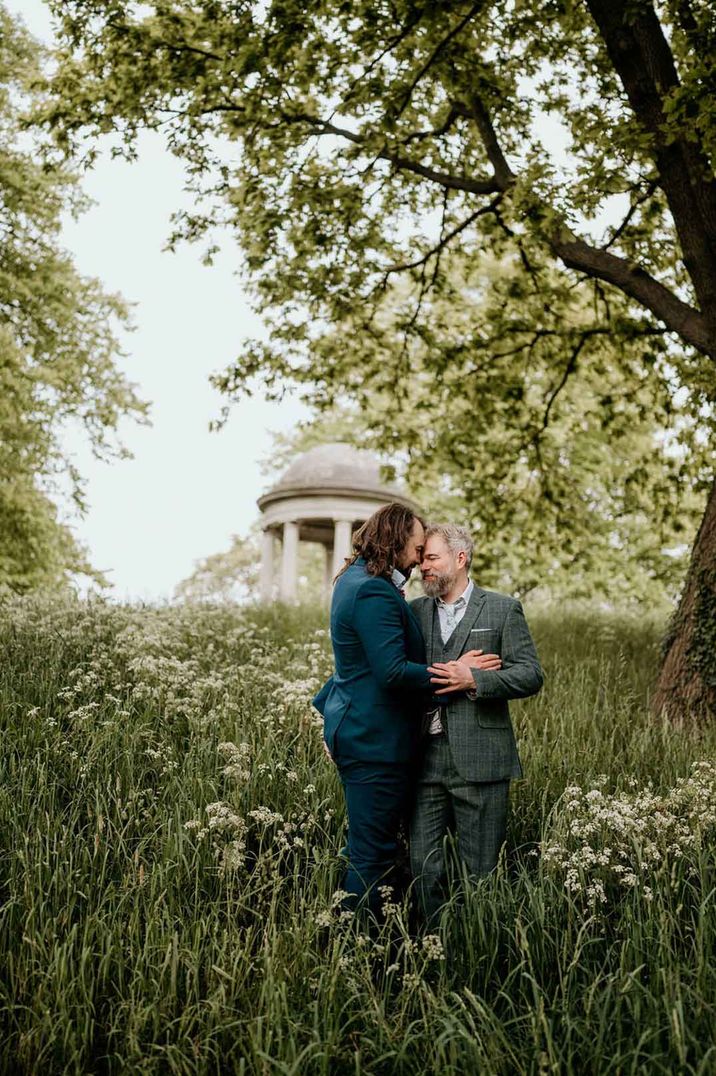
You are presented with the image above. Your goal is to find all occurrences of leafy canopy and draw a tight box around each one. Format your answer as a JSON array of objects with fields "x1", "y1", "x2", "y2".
[
  {"x1": 38, "y1": 0, "x2": 716, "y2": 598},
  {"x1": 268, "y1": 254, "x2": 705, "y2": 601},
  {"x1": 0, "y1": 5, "x2": 147, "y2": 592},
  {"x1": 40, "y1": 0, "x2": 716, "y2": 360}
]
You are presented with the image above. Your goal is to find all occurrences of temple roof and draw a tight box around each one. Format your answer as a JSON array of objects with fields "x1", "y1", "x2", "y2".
[{"x1": 258, "y1": 442, "x2": 412, "y2": 508}]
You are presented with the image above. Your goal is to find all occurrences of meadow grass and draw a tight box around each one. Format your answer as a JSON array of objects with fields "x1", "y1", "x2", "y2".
[{"x1": 0, "y1": 593, "x2": 714, "y2": 1075}]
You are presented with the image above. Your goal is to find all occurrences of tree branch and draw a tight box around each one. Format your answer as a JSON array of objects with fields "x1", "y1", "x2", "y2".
[
  {"x1": 540, "y1": 336, "x2": 588, "y2": 433},
  {"x1": 463, "y1": 91, "x2": 713, "y2": 357},
  {"x1": 399, "y1": 104, "x2": 463, "y2": 145},
  {"x1": 279, "y1": 88, "x2": 712, "y2": 357},
  {"x1": 280, "y1": 110, "x2": 501, "y2": 195},
  {"x1": 484, "y1": 323, "x2": 665, "y2": 360},
  {"x1": 550, "y1": 229, "x2": 711, "y2": 354},
  {"x1": 389, "y1": 1, "x2": 487, "y2": 122},
  {"x1": 464, "y1": 95, "x2": 515, "y2": 188},
  {"x1": 339, "y1": 11, "x2": 424, "y2": 110},
  {"x1": 153, "y1": 37, "x2": 224, "y2": 63},
  {"x1": 585, "y1": 0, "x2": 716, "y2": 329},
  {"x1": 382, "y1": 198, "x2": 501, "y2": 276},
  {"x1": 601, "y1": 180, "x2": 658, "y2": 251}
]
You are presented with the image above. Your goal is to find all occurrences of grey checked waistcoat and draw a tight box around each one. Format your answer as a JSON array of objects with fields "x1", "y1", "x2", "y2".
[
  {"x1": 432, "y1": 604, "x2": 468, "y2": 660},
  {"x1": 412, "y1": 587, "x2": 544, "y2": 783}
]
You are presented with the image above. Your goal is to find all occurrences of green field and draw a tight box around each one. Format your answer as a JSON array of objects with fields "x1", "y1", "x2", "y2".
[{"x1": 1, "y1": 594, "x2": 714, "y2": 1074}]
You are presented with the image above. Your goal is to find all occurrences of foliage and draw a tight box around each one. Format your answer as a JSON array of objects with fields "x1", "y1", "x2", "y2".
[
  {"x1": 37, "y1": 1, "x2": 716, "y2": 379},
  {"x1": 173, "y1": 531, "x2": 261, "y2": 601},
  {"x1": 174, "y1": 528, "x2": 328, "y2": 602},
  {"x1": 33, "y1": 5, "x2": 710, "y2": 315},
  {"x1": 0, "y1": 5, "x2": 147, "y2": 592},
  {"x1": 267, "y1": 255, "x2": 708, "y2": 601},
  {"x1": 1, "y1": 593, "x2": 715, "y2": 1072},
  {"x1": 36, "y1": 0, "x2": 716, "y2": 602}
]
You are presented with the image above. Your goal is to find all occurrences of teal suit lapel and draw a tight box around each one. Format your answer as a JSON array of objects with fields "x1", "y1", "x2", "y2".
[
  {"x1": 449, "y1": 586, "x2": 488, "y2": 657},
  {"x1": 405, "y1": 598, "x2": 427, "y2": 656},
  {"x1": 414, "y1": 598, "x2": 437, "y2": 664},
  {"x1": 427, "y1": 601, "x2": 439, "y2": 665}
]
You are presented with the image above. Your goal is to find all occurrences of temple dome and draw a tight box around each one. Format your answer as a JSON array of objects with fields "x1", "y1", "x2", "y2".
[{"x1": 259, "y1": 442, "x2": 411, "y2": 505}]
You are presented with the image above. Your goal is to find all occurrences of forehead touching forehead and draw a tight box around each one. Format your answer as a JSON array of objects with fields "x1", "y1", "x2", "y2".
[
  {"x1": 424, "y1": 522, "x2": 474, "y2": 568},
  {"x1": 424, "y1": 534, "x2": 451, "y2": 557}
]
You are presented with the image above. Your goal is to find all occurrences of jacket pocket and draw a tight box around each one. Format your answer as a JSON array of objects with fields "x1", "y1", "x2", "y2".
[
  {"x1": 476, "y1": 698, "x2": 510, "y2": 728},
  {"x1": 322, "y1": 691, "x2": 351, "y2": 745},
  {"x1": 470, "y1": 627, "x2": 501, "y2": 656}
]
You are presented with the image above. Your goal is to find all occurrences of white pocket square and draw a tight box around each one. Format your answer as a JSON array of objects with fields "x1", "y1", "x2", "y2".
[{"x1": 471, "y1": 627, "x2": 496, "y2": 632}]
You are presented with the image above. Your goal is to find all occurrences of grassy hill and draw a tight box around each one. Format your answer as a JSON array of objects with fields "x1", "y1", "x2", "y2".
[{"x1": 1, "y1": 594, "x2": 714, "y2": 1074}]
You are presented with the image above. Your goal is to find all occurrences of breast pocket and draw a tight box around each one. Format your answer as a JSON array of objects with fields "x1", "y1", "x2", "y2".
[{"x1": 470, "y1": 627, "x2": 501, "y2": 654}]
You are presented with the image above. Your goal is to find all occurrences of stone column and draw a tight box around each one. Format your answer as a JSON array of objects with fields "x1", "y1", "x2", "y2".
[
  {"x1": 259, "y1": 529, "x2": 274, "y2": 602},
  {"x1": 332, "y1": 518, "x2": 353, "y2": 579},
  {"x1": 280, "y1": 520, "x2": 299, "y2": 602},
  {"x1": 324, "y1": 544, "x2": 334, "y2": 600}
]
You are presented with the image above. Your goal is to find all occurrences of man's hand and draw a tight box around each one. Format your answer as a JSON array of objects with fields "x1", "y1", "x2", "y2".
[
  {"x1": 428, "y1": 650, "x2": 502, "y2": 696},
  {"x1": 456, "y1": 648, "x2": 503, "y2": 670}
]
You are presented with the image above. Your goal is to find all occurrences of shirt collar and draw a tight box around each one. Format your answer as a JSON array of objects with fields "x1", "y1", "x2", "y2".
[
  {"x1": 437, "y1": 578, "x2": 474, "y2": 608},
  {"x1": 390, "y1": 567, "x2": 407, "y2": 590}
]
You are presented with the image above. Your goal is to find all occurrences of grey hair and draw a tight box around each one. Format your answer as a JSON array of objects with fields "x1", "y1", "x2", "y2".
[{"x1": 425, "y1": 522, "x2": 474, "y2": 570}]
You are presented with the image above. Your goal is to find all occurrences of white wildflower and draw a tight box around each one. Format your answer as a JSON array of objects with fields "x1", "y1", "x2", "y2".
[
  {"x1": 218, "y1": 741, "x2": 251, "y2": 781},
  {"x1": 249, "y1": 806, "x2": 284, "y2": 826},
  {"x1": 542, "y1": 762, "x2": 716, "y2": 905},
  {"x1": 422, "y1": 934, "x2": 445, "y2": 961}
]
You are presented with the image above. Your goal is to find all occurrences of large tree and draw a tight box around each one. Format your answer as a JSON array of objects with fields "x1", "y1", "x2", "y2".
[
  {"x1": 0, "y1": 5, "x2": 147, "y2": 591},
  {"x1": 40, "y1": 0, "x2": 716, "y2": 717}
]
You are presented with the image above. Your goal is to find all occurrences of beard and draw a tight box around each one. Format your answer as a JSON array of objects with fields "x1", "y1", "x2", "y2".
[{"x1": 421, "y1": 569, "x2": 456, "y2": 599}]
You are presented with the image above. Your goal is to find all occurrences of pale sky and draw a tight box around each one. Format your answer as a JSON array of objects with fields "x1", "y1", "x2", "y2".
[{"x1": 11, "y1": 0, "x2": 307, "y2": 601}]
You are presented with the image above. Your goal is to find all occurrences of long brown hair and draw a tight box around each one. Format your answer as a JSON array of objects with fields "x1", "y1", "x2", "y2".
[{"x1": 335, "y1": 502, "x2": 424, "y2": 581}]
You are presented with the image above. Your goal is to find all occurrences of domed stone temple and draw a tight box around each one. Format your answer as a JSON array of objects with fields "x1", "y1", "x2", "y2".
[{"x1": 256, "y1": 443, "x2": 416, "y2": 602}]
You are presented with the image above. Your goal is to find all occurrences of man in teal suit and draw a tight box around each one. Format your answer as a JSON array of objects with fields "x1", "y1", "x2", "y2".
[
  {"x1": 410, "y1": 522, "x2": 544, "y2": 924},
  {"x1": 312, "y1": 504, "x2": 490, "y2": 917}
]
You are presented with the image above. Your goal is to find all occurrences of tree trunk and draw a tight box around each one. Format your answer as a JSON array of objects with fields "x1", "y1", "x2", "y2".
[
  {"x1": 653, "y1": 475, "x2": 716, "y2": 722},
  {"x1": 586, "y1": 0, "x2": 716, "y2": 337}
]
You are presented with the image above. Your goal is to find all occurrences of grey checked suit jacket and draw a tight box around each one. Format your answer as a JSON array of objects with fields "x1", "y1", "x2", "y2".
[{"x1": 410, "y1": 587, "x2": 543, "y2": 782}]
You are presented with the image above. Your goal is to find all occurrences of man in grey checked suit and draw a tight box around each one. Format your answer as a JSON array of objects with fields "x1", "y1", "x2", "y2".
[{"x1": 409, "y1": 522, "x2": 543, "y2": 924}]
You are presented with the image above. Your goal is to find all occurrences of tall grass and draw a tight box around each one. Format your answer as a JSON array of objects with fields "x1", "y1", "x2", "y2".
[{"x1": 0, "y1": 593, "x2": 714, "y2": 1074}]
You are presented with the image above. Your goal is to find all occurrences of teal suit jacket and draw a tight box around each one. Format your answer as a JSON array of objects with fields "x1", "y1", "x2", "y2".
[{"x1": 312, "y1": 558, "x2": 431, "y2": 762}]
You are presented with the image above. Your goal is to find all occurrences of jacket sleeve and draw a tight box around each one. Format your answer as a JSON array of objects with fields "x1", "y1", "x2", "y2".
[
  {"x1": 471, "y1": 600, "x2": 543, "y2": 700},
  {"x1": 353, "y1": 579, "x2": 432, "y2": 692}
]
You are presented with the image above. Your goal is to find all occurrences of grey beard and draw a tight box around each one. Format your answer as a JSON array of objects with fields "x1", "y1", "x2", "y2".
[{"x1": 422, "y1": 571, "x2": 455, "y2": 598}]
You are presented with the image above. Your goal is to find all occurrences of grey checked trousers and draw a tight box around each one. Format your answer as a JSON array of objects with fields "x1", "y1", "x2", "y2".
[{"x1": 409, "y1": 732, "x2": 510, "y2": 925}]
